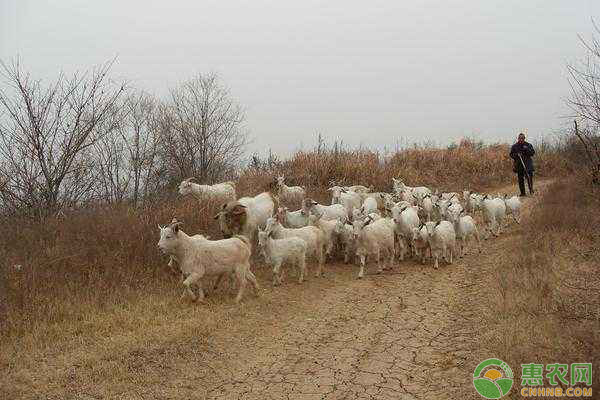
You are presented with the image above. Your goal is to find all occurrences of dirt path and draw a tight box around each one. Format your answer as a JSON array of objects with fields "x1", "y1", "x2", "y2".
[
  {"x1": 2, "y1": 181, "x2": 550, "y2": 400},
  {"x1": 195, "y1": 181, "x2": 550, "y2": 400}
]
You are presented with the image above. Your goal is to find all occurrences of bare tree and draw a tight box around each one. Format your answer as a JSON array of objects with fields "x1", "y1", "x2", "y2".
[
  {"x1": 0, "y1": 58, "x2": 126, "y2": 216},
  {"x1": 160, "y1": 73, "x2": 248, "y2": 183},
  {"x1": 92, "y1": 91, "x2": 162, "y2": 206},
  {"x1": 122, "y1": 92, "x2": 163, "y2": 205},
  {"x1": 567, "y1": 21, "x2": 600, "y2": 184}
]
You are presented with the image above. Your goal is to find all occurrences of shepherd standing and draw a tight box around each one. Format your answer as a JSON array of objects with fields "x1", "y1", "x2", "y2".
[{"x1": 509, "y1": 132, "x2": 535, "y2": 196}]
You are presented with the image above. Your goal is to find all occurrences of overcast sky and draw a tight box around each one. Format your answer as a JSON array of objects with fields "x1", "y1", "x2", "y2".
[{"x1": 2, "y1": 1, "x2": 599, "y2": 157}]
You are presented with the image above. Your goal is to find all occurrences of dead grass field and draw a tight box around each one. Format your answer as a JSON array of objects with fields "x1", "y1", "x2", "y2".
[
  {"x1": 1, "y1": 140, "x2": 590, "y2": 399},
  {"x1": 471, "y1": 176, "x2": 599, "y2": 398}
]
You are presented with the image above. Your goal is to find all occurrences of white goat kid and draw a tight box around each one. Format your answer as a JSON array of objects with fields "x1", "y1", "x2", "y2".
[
  {"x1": 178, "y1": 178, "x2": 236, "y2": 203},
  {"x1": 264, "y1": 217, "x2": 326, "y2": 277},
  {"x1": 411, "y1": 224, "x2": 430, "y2": 264},
  {"x1": 258, "y1": 229, "x2": 307, "y2": 286},
  {"x1": 333, "y1": 219, "x2": 356, "y2": 264},
  {"x1": 424, "y1": 221, "x2": 456, "y2": 270},
  {"x1": 157, "y1": 221, "x2": 259, "y2": 303}
]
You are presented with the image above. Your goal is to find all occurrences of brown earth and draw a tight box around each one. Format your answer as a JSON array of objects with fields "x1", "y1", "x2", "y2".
[{"x1": 1, "y1": 180, "x2": 550, "y2": 400}]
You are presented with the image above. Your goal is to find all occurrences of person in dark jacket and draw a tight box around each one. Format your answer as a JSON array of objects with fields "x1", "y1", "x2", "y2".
[{"x1": 509, "y1": 133, "x2": 535, "y2": 196}]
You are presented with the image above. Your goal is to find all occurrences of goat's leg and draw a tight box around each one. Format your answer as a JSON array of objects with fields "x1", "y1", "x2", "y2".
[
  {"x1": 182, "y1": 273, "x2": 203, "y2": 302},
  {"x1": 298, "y1": 255, "x2": 306, "y2": 284},
  {"x1": 235, "y1": 266, "x2": 247, "y2": 303},
  {"x1": 375, "y1": 248, "x2": 382, "y2": 274},
  {"x1": 358, "y1": 254, "x2": 366, "y2": 279},
  {"x1": 245, "y1": 266, "x2": 260, "y2": 296}
]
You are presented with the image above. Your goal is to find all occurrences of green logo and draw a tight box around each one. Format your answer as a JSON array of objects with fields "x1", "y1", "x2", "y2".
[{"x1": 473, "y1": 358, "x2": 514, "y2": 399}]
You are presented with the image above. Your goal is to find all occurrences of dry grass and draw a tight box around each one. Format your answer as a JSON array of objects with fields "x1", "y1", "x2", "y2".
[
  {"x1": 0, "y1": 138, "x2": 572, "y2": 397},
  {"x1": 0, "y1": 139, "x2": 567, "y2": 340},
  {"x1": 480, "y1": 176, "x2": 599, "y2": 392}
]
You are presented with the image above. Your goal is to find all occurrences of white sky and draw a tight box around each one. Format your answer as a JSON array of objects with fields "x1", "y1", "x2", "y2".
[{"x1": 2, "y1": 0, "x2": 599, "y2": 157}]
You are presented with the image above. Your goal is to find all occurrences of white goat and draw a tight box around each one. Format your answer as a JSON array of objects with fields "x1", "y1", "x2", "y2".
[
  {"x1": 411, "y1": 224, "x2": 430, "y2": 264},
  {"x1": 421, "y1": 195, "x2": 434, "y2": 222},
  {"x1": 352, "y1": 215, "x2": 395, "y2": 279},
  {"x1": 264, "y1": 217, "x2": 326, "y2": 277},
  {"x1": 353, "y1": 196, "x2": 379, "y2": 220},
  {"x1": 447, "y1": 205, "x2": 481, "y2": 257},
  {"x1": 178, "y1": 178, "x2": 236, "y2": 203},
  {"x1": 277, "y1": 206, "x2": 308, "y2": 228},
  {"x1": 503, "y1": 194, "x2": 522, "y2": 224},
  {"x1": 424, "y1": 221, "x2": 456, "y2": 269},
  {"x1": 481, "y1": 195, "x2": 507, "y2": 237},
  {"x1": 392, "y1": 178, "x2": 431, "y2": 201},
  {"x1": 359, "y1": 192, "x2": 389, "y2": 211},
  {"x1": 307, "y1": 213, "x2": 339, "y2": 260},
  {"x1": 303, "y1": 198, "x2": 347, "y2": 222},
  {"x1": 258, "y1": 229, "x2": 307, "y2": 286},
  {"x1": 466, "y1": 193, "x2": 483, "y2": 213},
  {"x1": 276, "y1": 175, "x2": 306, "y2": 204},
  {"x1": 329, "y1": 186, "x2": 362, "y2": 218},
  {"x1": 391, "y1": 204, "x2": 421, "y2": 260},
  {"x1": 157, "y1": 221, "x2": 259, "y2": 303}
]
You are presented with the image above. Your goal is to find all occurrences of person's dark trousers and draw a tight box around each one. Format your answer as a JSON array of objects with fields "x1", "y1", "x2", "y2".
[{"x1": 517, "y1": 171, "x2": 534, "y2": 195}]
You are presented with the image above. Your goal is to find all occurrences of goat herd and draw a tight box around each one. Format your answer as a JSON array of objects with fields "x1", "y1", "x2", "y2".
[{"x1": 157, "y1": 176, "x2": 522, "y2": 304}]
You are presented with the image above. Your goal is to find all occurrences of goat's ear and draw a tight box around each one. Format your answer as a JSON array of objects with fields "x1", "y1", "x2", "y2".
[{"x1": 157, "y1": 224, "x2": 162, "y2": 230}]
